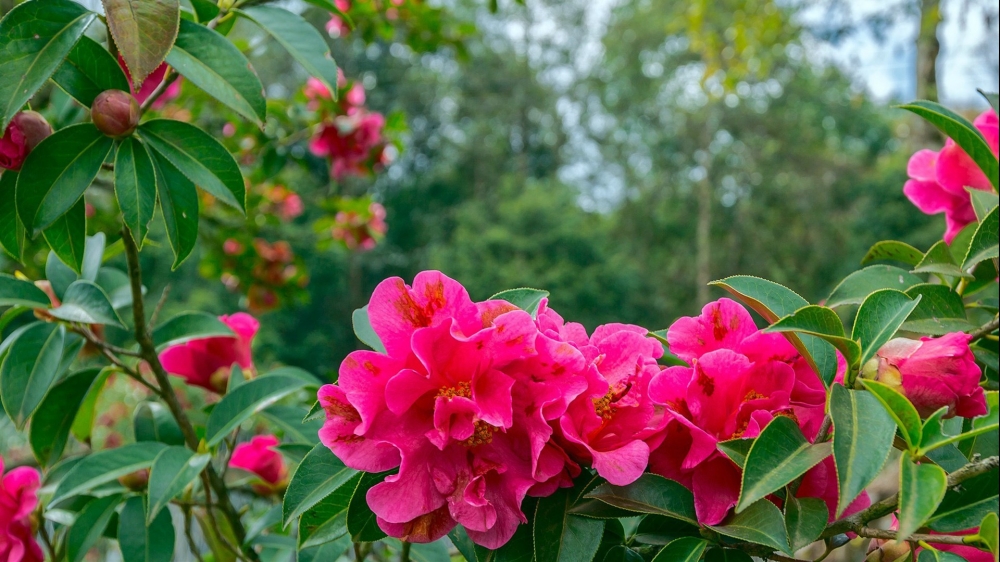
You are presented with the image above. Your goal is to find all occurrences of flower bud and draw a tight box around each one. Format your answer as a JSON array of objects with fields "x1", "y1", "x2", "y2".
[
  {"x1": 865, "y1": 537, "x2": 911, "y2": 562},
  {"x1": 118, "y1": 468, "x2": 149, "y2": 491},
  {"x1": 0, "y1": 111, "x2": 52, "y2": 171},
  {"x1": 91, "y1": 90, "x2": 140, "y2": 138}
]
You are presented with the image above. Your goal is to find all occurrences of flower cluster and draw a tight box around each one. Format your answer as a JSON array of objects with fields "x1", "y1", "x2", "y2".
[
  {"x1": 258, "y1": 184, "x2": 304, "y2": 223},
  {"x1": 305, "y1": 74, "x2": 391, "y2": 180},
  {"x1": 1, "y1": 455, "x2": 42, "y2": 562},
  {"x1": 904, "y1": 109, "x2": 999, "y2": 243},
  {"x1": 216, "y1": 238, "x2": 309, "y2": 314},
  {"x1": 330, "y1": 201, "x2": 388, "y2": 251},
  {"x1": 159, "y1": 313, "x2": 259, "y2": 393},
  {"x1": 0, "y1": 111, "x2": 52, "y2": 171}
]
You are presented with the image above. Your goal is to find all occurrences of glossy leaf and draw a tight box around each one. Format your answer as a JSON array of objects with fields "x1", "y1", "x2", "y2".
[
  {"x1": 852, "y1": 289, "x2": 921, "y2": 367},
  {"x1": 49, "y1": 280, "x2": 125, "y2": 327},
  {"x1": 70, "y1": 367, "x2": 112, "y2": 443},
  {"x1": 0, "y1": 322, "x2": 65, "y2": 429},
  {"x1": 963, "y1": 206, "x2": 999, "y2": 270},
  {"x1": 261, "y1": 405, "x2": 322, "y2": 443},
  {"x1": 42, "y1": 198, "x2": 87, "y2": 273},
  {"x1": 861, "y1": 240, "x2": 925, "y2": 267},
  {"x1": 351, "y1": 305, "x2": 386, "y2": 353},
  {"x1": 585, "y1": 473, "x2": 697, "y2": 525},
  {"x1": 0, "y1": 273, "x2": 52, "y2": 308},
  {"x1": 0, "y1": 171, "x2": 24, "y2": 259},
  {"x1": 103, "y1": 0, "x2": 180, "y2": 87},
  {"x1": 152, "y1": 311, "x2": 234, "y2": 349},
  {"x1": 0, "y1": 0, "x2": 96, "y2": 130},
  {"x1": 165, "y1": 19, "x2": 266, "y2": 125},
  {"x1": 650, "y1": 537, "x2": 708, "y2": 562},
  {"x1": 897, "y1": 456, "x2": 948, "y2": 541},
  {"x1": 149, "y1": 148, "x2": 199, "y2": 268},
  {"x1": 140, "y1": 119, "x2": 245, "y2": 210},
  {"x1": 899, "y1": 100, "x2": 999, "y2": 190},
  {"x1": 133, "y1": 401, "x2": 185, "y2": 446},
  {"x1": 704, "y1": 549, "x2": 753, "y2": 562},
  {"x1": 830, "y1": 384, "x2": 895, "y2": 517},
  {"x1": 205, "y1": 375, "x2": 309, "y2": 445},
  {"x1": 190, "y1": 0, "x2": 220, "y2": 23},
  {"x1": 51, "y1": 442, "x2": 167, "y2": 504},
  {"x1": 533, "y1": 487, "x2": 604, "y2": 562},
  {"x1": 115, "y1": 137, "x2": 157, "y2": 247},
  {"x1": 861, "y1": 380, "x2": 923, "y2": 450},
  {"x1": 708, "y1": 499, "x2": 789, "y2": 554},
  {"x1": 978, "y1": 512, "x2": 999, "y2": 559},
  {"x1": 283, "y1": 443, "x2": 359, "y2": 527},
  {"x1": 298, "y1": 536, "x2": 352, "y2": 562},
  {"x1": 920, "y1": 399, "x2": 999, "y2": 455},
  {"x1": 16, "y1": 123, "x2": 113, "y2": 234},
  {"x1": 784, "y1": 497, "x2": 827, "y2": 552},
  {"x1": 119, "y1": 495, "x2": 175, "y2": 562},
  {"x1": 717, "y1": 438, "x2": 754, "y2": 468},
  {"x1": 237, "y1": 6, "x2": 339, "y2": 94},
  {"x1": 902, "y1": 284, "x2": 975, "y2": 335},
  {"x1": 347, "y1": 471, "x2": 390, "y2": 541},
  {"x1": 969, "y1": 188, "x2": 999, "y2": 223},
  {"x1": 764, "y1": 305, "x2": 861, "y2": 368},
  {"x1": 737, "y1": 416, "x2": 831, "y2": 512},
  {"x1": 912, "y1": 240, "x2": 973, "y2": 280},
  {"x1": 67, "y1": 494, "x2": 123, "y2": 562},
  {"x1": 825, "y1": 265, "x2": 923, "y2": 308},
  {"x1": 147, "y1": 446, "x2": 212, "y2": 523},
  {"x1": 489, "y1": 287, "x2": 550, "y2": 317},
  {"x1": 298, "y1": 472, "x2": 359, "y2": 548},
  {"x1": 29, "y1": 368, "x2": 103, "y2": 467},
  {"x1": 51, "y1": 36, "x2": 130, "y2": 107},
  {"x1": 928, "y1": 467, "x2": 999, "y2": 532}
]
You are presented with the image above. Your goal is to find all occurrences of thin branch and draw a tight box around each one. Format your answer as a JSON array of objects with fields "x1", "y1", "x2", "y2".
[
  {"x1": 969, "y1": 315, "x2": 999, "y2": 341},
  {"x1": 201, "y1": 472, "x2": 250, "y2": 562},
  {"x1": 857, "y1": 527, "x2": 985, "y2": 547},
  {"x1": 139, "y1": 72, "x2": 180, "y2": 113},
  {"x1": 814, "y1": 414, "x2": 833, "y2": 443},
  {"x1": 184, "y1": 506, "x2": 207, "y2": 562},
  {"x1": 150, "y1": 283, "x2": 171, "y2": 328}
]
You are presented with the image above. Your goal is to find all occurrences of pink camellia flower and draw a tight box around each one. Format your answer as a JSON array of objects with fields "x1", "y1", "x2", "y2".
[
  {"x1": 159, "y1": 313, "x2": 259, "y2": 393},
  {"x1": 904, "y1": 110, "x2": 999, "y2": 243},
  {"x1": 1, "y1": 111, "x2": 53, "y2": 171},
  {"x1": 647, "y1": 298, "x2": 860, "y2": 525},
  {"x1": 310, "y1": 110, "x2": 387, "y2": 179},
  {"x1": 318, "y1": 271, "x2": 581, "y2": 548},
  {"x1": 1, "y1": 455, "x2": 44, "y2": 562},
  {"x1": 118, "y1": 56, "x2": 182, "y2": 109},
  {"x1": 229, "y1": 435, "x2": 288, "y2": 495},
  {"x1": 864, "y1": 333, "x2": 985, "y2": 418}
]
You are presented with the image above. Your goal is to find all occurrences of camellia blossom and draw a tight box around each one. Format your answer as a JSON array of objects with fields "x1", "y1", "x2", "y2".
[
  {"x1": 1, "y1": 455, "x2": 43, "y2": 562},
  {"x1": 647, "y1": 298, "x2": 860, "y2": 525},
  {"x1": 903, "y1": 110, "x2": 999, "y2": 243},
  {"x1": 310, "y1": 110, "x2": 387, "y2": 179},
  {"x1": 318, "y1": 271, "x2": 582, "y2": 548},
  {"x1": 159, "y1": 313, "x2": 259, "y2": 393},
  {"x1": 863, "y1": 333, "x2": 986, "y2": 418},
  {"x1": 0, "y1": 111, "x2": 52, "y2": 171},
  {"x1": 229, "y1": 435, "x2": 288, "y2": 495}
]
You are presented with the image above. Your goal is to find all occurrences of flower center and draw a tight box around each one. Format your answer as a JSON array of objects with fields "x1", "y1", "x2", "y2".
[
  {"x1": 592, "y1": 383, "x2": 633, "y2": 420},
  {"x1": 437, "y1": 381, "x2": 472, "y2": 399},
  {"x1": 463, "y1": 420, "x2": 497, "y2": 447}
]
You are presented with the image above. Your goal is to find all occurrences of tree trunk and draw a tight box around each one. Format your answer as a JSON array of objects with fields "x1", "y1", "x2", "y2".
[{"x1": 915, "y1": 0, "x2": 941, "y2": 143}]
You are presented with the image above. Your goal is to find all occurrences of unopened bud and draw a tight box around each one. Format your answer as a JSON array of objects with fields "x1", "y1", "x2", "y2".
[
  {"x1": 1, "y1": 111, "x2": 52, "y2": 171},
  {"x1": 91, "y1": 90, "x2": 140, "y2": 138},
  {"x1": 12, "y1": 111, "x2": 53, "y2": 150},
  {"x1": 118, "y1": 469, "x2": 149, "y2": 491}
]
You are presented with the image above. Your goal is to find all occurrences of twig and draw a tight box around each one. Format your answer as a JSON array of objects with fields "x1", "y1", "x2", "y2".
[
  {"x1": 969, "y1": 316, "x2": 999, "y2": 341},
  {"x1": 202, "y1": 472, "x2": 250, "y2": 562},
  {"x1": 37, "y1": 511, "x2": 57, "y2": 562},
  {"x1": 184, "y1": 506, "x2": 207, "y2": 562},
  {"x1": 139, "y1": 72, "x2": 180, "y2": 113},
  {"x1": 69, "y1": 324, "x2": 143, "y2": 357},
  {"x1": 856, "y1": 527, "x2": 985, "y2": 547},
  {"x1": 150, "y1": 283, "x2": 171, "y2": 328},
  {"x1": 814, "y1": 414, "x2": 833, "y2": 443}
]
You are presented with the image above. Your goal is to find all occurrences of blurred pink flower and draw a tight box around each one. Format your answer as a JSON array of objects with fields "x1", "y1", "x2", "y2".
[
  {"x1": 904, "y1": 110, "x2": 999, "y2": 243},
  {"x1": 310, "y1": 110, "x2": 387, "y2": 179},
  {"x1": 119, "y1": 56, "x2": 182, "y2": 110},
  {"x1": 332, "y1": 202, "x2": 387, "y2": 250},
  {"x1": 866, "y1": 333, "x2": 986, "y2": 418},
  {"x1": 1, "y1": 455, "x2": 43, "y2": 562},
  {"x1": 159, "y1": 313, "x2": 259, "y2": 393},
  {"x1": 229, "y1": 435, "x2": 288, "y2": 494}
]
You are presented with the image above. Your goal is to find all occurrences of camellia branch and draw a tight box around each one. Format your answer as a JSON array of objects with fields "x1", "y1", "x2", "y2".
[
  {"x1": 121, "y1": 227, "x2": 260, "y2": 562},
  {"x1": 968, "y1": 315, "x2": 999, "y2": 341},
  {"x1": 857, "y1": 527, "x2": 976, "y2": 546}
]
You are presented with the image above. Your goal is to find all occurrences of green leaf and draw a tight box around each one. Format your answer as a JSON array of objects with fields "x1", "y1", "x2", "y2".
[
  {"x1": 0, "y1": 322, "x2": 65, "y2": 429},
  {"x1": 764, "y1": 305, "x2": 861, "y2": 368},
  {"x1": 205, "y1": 375, "x2": 309, "y2": 445},
  {"x1": 0, "y1": 273, "x2": 51, "y2": 308},
  {"x1": 489, "y1": 287, "x2": 550, "y2": 317},
  {"x1": 16, "y1": 123, "x2": 113, "y2": 234},
  {"x1": 282, "y1": 443, "x2": 358, "y2": 527},
  {"x1": 709, "y1": 275, "x2": 838, "y2": 385},
  {"x1": 584, "y1": 473, "x2": 697, "y2": 525},
  {"x1": 196, "y1": 508, "x2": 238, "y2": 562},
  {"x1": 298, "y1": 473, "x2": 359, "y2": 548},
  {"x1": 147, "y1": 446, "x2": 211, "y2": 523},
  {"x1": 718, "y1": 438, "x2": 754, "y2": 469},
  {"x1": 133, "y1": 401, "x2": 185, "y2": 446},
  {"x1": 49, "y1": 280, "x2": 125, "y2": 327},
  {"x1": 913, "y1": 241, "x2": 974, "y2": 280},
  {"x1": 165, "y1": 19, "x2": 266, "y2": 125},
  {"x1": 67, "y1": 494, "x2": 123, "y2": 562},
  {"x1": 114, "y1": 137, "x2": 157, "y2": 247},
  {"x1": 825, "y1": 265, "x2": 924, "y2": 309},
  {"x1": 603, "y1": 546, "x2": 644, "y2": 562},
  {"x1": 261, "y1": 405, "x2": 322, "y2": 443},
  {"x1": 42, "y1": 197, "x2": 87, "y2": 273},
  {"x1": 140, "y1": 119, "x2": 245, "y2": 210},
  {"x1": 902, "y1": 284, "x2": 976, "y2": 335},
  {"x1": 103, "y1": 0, "x2": 180, "y2": 87},
  {"x1": 149, "y1": 148, "x2": 199, "y2": 268},
  {"x1": 897, "y1": 455, "x2": 948, "y2": 541},
  {"x1": 963, "y1": 206, "x2": 999, "y2": 270},
  {"x1": 737, "y1": 416, "x2": 831, "y2": 512},
  {"x1": 784, "y1": 497, "x2": 827, "y2": 553},
  {"x1": 899, "y1": 100, "x2": 999, "y2": 190},
  {"x1": 70, "y1": 367, "x2": 112, "y2": 443},
  {"x1": 347, "y1": 471, "x2": 390, "y2": 541},
  {"x1": 237, "y1": 6, "x2": 339, "y2": 95},
  {"x1": 0, "y1": 171, "x2": 25, "y2": 260},
  {"x1": 861, "y1": 241, "x2": 925, "y2": 267},
  {"x1": 969, "y1": 187, "x2": 1000, "y2": 223},
  {"x1": 119, "y1": 495, "x2": 175, "y2": 562},
  {"x1": 704, "y1": 549, "x2": 754, "y2": 562},
  {"x1": 189, "y1": 0, "x2": 220, "y2": 23},
  {"x1": 352, "y1": 305, "x2": 386, "y2": 353},
  {"x1": 852, "y1": 289, "x2": 921, "y2": 367},
  {"x1": 45, "y1": 246, "x2": 77, "y2": 299},
  {"x1": 408, "y1": 540, "x2": 452, "y2": 562},
  {"x1": 0, "y1": 0, "x2": 96, "y2": 130},
  {"x1": 298, "y1": 536, "x2": 352, "y2": 562},
  {"x1": 650, "y1": 537, "x2": 708, "y2": 562},
  {"x1": 533, "y1": 487, "x2": 604, "y2": 562},
  {"x1": 632, "y1": 515, "x2": 700, "y2": 545},
  {"x1": 708, "y1": 499, "x2": 789, "y2": 554},
  {"x1": 449, "y1": 527, "x2": 479, "y2": 562},
  {"x1": 29, "y1": 368, "x2": 103, "y2": 467},
  {"x1": 152, "y1": 312, "x2": 234, "y2": 349},
  {"x1": 829, "y1": 384, "x2": 895, "y2": 518},
  {"x1": 978, "y1": 511, "x2": 999, "y2": 559},
  {"x1": 917, "y1": 551, "x2": 967, "y2": 562},
  {"x1": 982, "y1": 90, "x2": 1000, "y2": 115},
  {"x1": 861, "y1": 380, "x2": 923, "y2": 450},
  {"x1": 51, "y1": 36, "x2": 131, "y2": 107},
  {"x1": 928, "y1": 467, "x2": 998, "y2": 532},
  {"x1": 275, "y1": 443, "x2": 313, "y2": 463},
  {"x1": 51, "y1": 442, "x2": 167, "y2": 504}
]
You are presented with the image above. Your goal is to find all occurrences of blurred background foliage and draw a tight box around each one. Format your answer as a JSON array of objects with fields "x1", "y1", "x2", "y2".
[{"x1": 1, "y1": 0, "x2": 997, "y2": 382}]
